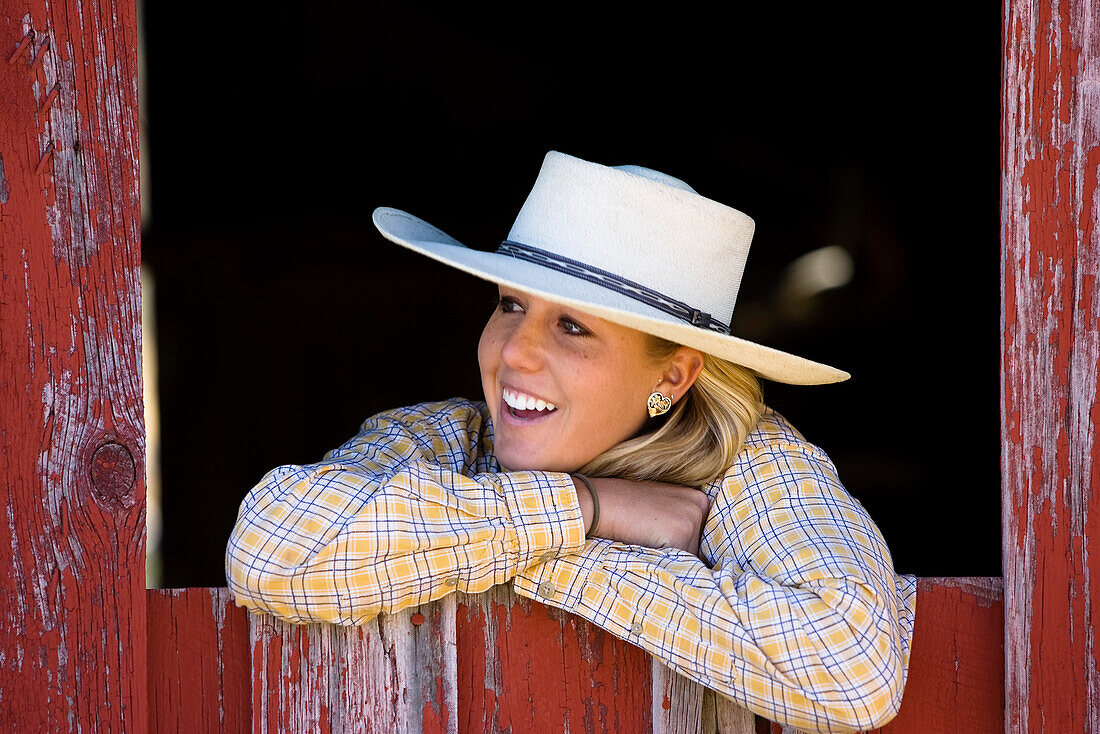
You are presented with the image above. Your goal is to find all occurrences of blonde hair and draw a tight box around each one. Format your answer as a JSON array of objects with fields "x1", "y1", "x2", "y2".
[{"x1": 577, "y1": 336, "x2": 764, "y2": 487}]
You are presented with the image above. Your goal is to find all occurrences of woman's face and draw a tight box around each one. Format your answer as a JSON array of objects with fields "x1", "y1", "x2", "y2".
[{"x1": 478, "y1": 287, "x2": 663, "y2": 472}]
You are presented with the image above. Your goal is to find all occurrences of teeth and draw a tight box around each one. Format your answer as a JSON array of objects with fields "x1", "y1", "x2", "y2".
[{"x1": 504, "y1": 388, "x2": 557, "y2": 412}]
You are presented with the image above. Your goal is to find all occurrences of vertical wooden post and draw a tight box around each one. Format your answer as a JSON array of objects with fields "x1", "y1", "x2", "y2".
[
  {"x1": 249, "y1": 600, "x2": 456, "y2": 734},
  {"x1": 0, "y1": 0, "x2": 144, "y2": 731},
  {"x1": 146, "y1": 589, "x2": 251, "y2": 733},
  {"x1": 456, "y1": 586, "x2": 653, "y2": 733},
  {"x1": 1002, "y1": 1, "x2": 1100, "y2": 731}
]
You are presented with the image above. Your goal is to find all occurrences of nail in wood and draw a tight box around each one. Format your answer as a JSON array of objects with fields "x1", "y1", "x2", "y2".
[
  {"x1": 35, "y1": 142, "x2": 54, "y2": 175},
  {"x1": 30, "y1": 37, "x2": 49, "y2": 68},
  {"x1": 7, "y1": 35, "x2": 32, "y2": 65},
  {"x1": 40, "y1": 84, "x2": 60, "y2": 114}
]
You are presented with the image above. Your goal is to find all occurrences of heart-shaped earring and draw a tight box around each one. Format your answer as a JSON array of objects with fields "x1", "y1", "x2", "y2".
[{"x1": 647, "y1": 391, "x2": 673, "y2": 417}]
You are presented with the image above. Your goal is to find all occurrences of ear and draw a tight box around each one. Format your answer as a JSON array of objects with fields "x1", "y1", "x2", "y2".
[{"x1": 659, "y1": 346, "x2": 705, "y2": 404}]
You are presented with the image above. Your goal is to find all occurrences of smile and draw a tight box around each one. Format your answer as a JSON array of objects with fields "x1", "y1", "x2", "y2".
[{"x1": 502, "y1": 387, "x2": 558, "y2": 414}]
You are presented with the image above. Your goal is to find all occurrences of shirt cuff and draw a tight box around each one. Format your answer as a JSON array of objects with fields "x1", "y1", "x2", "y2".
[
  {"x1": 496, "y1": 470, "x2": 587, "y2": 569},
  {"x1": 515, "y1": 540, "x2": 714, "y2": 645},
  {"x1": 513, "y1": 539, "x2": 634, "y2": 633}
]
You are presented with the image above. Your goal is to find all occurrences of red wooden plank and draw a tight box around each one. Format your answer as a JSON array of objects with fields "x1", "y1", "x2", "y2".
[
  {"x1": 1003, "y1": 0, "x2": 1100, "y2": 731},
  {"x1": 456, "y1": 585, "x2": 652, "y2": 734},
  {"x1": 249, "y1": 597, "x2": 457, "y2": 733},
  {"x1": 765, "y1": 578, "x2": 1003, "y2": 734},
  {"x1": 869, "y1": 578, "x2": 1004, "y2": 734},
  {"x1": 147, "y1": 578, "x2": 1002, "y2": 732},
  {"x1": 147, "y1": 588, "x2": 251, "y2": 733},
  {"x1": 0, "y1": 1, "x2": 144, "y2": 732}
]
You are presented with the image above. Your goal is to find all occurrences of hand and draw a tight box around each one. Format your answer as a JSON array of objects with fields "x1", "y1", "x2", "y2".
[{"x1": 573, "y1": 476, "x2": 710, "y2": 556}]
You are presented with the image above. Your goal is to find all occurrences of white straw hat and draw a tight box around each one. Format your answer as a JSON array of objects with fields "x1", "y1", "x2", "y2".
[{"x1": 372, "y1": 151, "x2": 849, "y2": 385}]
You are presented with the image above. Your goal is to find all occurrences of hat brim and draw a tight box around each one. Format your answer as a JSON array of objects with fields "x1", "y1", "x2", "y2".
[{"x1": 373, "y1": 207, "x2": 850, "y2": 385}]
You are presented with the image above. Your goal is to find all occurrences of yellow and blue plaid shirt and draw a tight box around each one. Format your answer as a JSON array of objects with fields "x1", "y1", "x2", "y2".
[{"x1": 226, "y1": 398, "x2": 915, "y2": 732}]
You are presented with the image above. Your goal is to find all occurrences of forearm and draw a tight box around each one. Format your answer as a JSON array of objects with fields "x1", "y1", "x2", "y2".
[
  {"x1": 226, "y1": 460, "x2": 587, "y2": 624},
  {"x1": 568, "y1": 475, "x2": 710, "y2": 554},
  {"x1": 514, "y1": 542, "x2": 915, "y2": 733}
]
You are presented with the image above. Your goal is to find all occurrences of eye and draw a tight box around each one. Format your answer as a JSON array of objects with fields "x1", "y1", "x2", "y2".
[
  {"x1": 494, "y1": 295, "x2": 525, "y2": 314},
  {"x1": 559, "y1": 317, "x2": 590, "y2": 336}
]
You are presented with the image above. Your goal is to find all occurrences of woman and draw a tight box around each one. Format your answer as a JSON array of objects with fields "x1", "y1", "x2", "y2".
[{"x1": 226, "y1": 151, "x2": 915, "y2": 732}]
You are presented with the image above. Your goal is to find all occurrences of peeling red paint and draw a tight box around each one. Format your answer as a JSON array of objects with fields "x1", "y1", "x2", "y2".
[
  {"x1": 146, "y1": 588, "x2": 250, "y2": 732},
  {"x1": 144, "y1": 579, "x2": 1006, "y2": 731},
  {"x1": 0, "y1": 0, "x2": 144, "y2": 730},
  {"x1": 420, "y1": 675, "x2": 449, "y2": 734},
  {"x1": 457, "y1": 585, "x2": 650, "y2": 733},
  {"x1": 4, "y1": 0, "x2": 1084, "y2": 728},
  {"x1": 1003, "y1": 0, "x2": 1100, "y2": 731},
  {"x1": 245, "y1": 600, "x2": 456, "y2": 733}
]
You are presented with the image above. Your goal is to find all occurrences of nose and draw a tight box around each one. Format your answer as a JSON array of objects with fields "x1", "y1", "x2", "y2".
[{"x1": 499, "y1": 314, "x2": 547, "y2": 373}]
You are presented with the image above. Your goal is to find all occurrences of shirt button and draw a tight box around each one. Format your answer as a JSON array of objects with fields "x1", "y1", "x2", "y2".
[
  {"x1": 442, "y1": 577, "x2": 459, "y2": 587},
  {"x1": 538, "y1": 581, "x2": 556, "y2": 598},
  {"x1": 630, "y1": 621, "x2": 644, "y2": 636},
  {"x1": 538, "y1": 551, "x2": 557, "y2": 563}
]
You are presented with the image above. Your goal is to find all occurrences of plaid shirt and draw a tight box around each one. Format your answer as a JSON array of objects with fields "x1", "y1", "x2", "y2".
[{"x1": 226, "y1": 398, "x2": 915, "y2": 732}]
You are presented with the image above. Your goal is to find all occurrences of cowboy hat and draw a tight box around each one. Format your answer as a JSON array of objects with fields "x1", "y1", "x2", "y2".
[{"x1": 372, "y1": 151, "x2": 848, "y2": 385}]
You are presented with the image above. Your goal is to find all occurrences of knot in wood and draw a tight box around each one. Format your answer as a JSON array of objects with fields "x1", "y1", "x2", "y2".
[{"x1": 90, "y1": 441, "x2": 136, "y2": 505}]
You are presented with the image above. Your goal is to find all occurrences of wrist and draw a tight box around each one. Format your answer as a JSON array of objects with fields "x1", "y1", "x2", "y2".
[
  {"x1": 570, "y1": 474, "x2": 601, "y2": 536},
  {"x1": 571, "y1": 474, "x2": 600, "y2": 536}
]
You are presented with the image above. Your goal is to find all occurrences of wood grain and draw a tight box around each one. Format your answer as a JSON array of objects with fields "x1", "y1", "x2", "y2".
[
  {"x1": 699, "y1": 689, "x2": 757, "y2": 734},
  {"x1": 456, "y1": 585, "x2": 652, "y2": 734},
  {"x1": 146, "y1": 588, "x2": 251, "y2": 733},
  {"x1": 0, "y1": 1, "x2": 144, "y2": 731},
  {"x1": 1002, "y1": 1, "x2": 1100, "y2": 731},
  {"x1": 0, "y1": 0, "x2": 1043, "y2": 730},
  {"x1": 868, "y1": 578, "x2": 1004, "y2": 734},
  {"x1": 656, "y1": 660, "x2": 760, "y2": 734},
  {"x1": 249, "y1": 596, "x2": 456, "y2": 734},
  {"x1": 149, "y1": 578, "x2": 1003, "y2": 733}
]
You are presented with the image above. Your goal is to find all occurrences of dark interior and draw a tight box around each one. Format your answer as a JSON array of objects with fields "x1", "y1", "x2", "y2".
[{"x1": 140, "y1": 5, "x2": 1001, "y2": 587}]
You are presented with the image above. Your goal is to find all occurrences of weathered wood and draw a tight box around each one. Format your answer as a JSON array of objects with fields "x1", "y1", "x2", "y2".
[
  {"x1": 147, "y1": 588, "x2": 251, "y2": 733},
  {"x1": 656, "y1": 661, "x2": 759, "y2": 734},
  {"x1": 1002, "y1": 1, "x2": 1100, "y2": 732},
  {"x1": 652, "y1": 660, "x2": 706, "y2": 734},
  {"x1": 149, "y1": 578, "x2": 1004, "y2": 733},
  {"x1": 456, "y1": 585, "x2": 652, "y2": 733},
  {"x1": 699, "y1": 689, "x2": 757, "y2": 734},
  {"x1": 0, "y1": 1, "x2": 144, "y2": 731},
  {"x1": 249, "y1": 596, "x2": 456, "y2": 734},
  {"x1": 767, "y1": 724, "x2": 811, "y2": 734}
]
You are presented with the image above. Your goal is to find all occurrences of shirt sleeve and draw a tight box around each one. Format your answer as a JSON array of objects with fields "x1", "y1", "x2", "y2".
[
  {"x1": 225, "y1": 401, "x2": 587, "y2": 624},
  {"x1": 512, "y1": 419, "x2": 917, "y2": 733}
]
